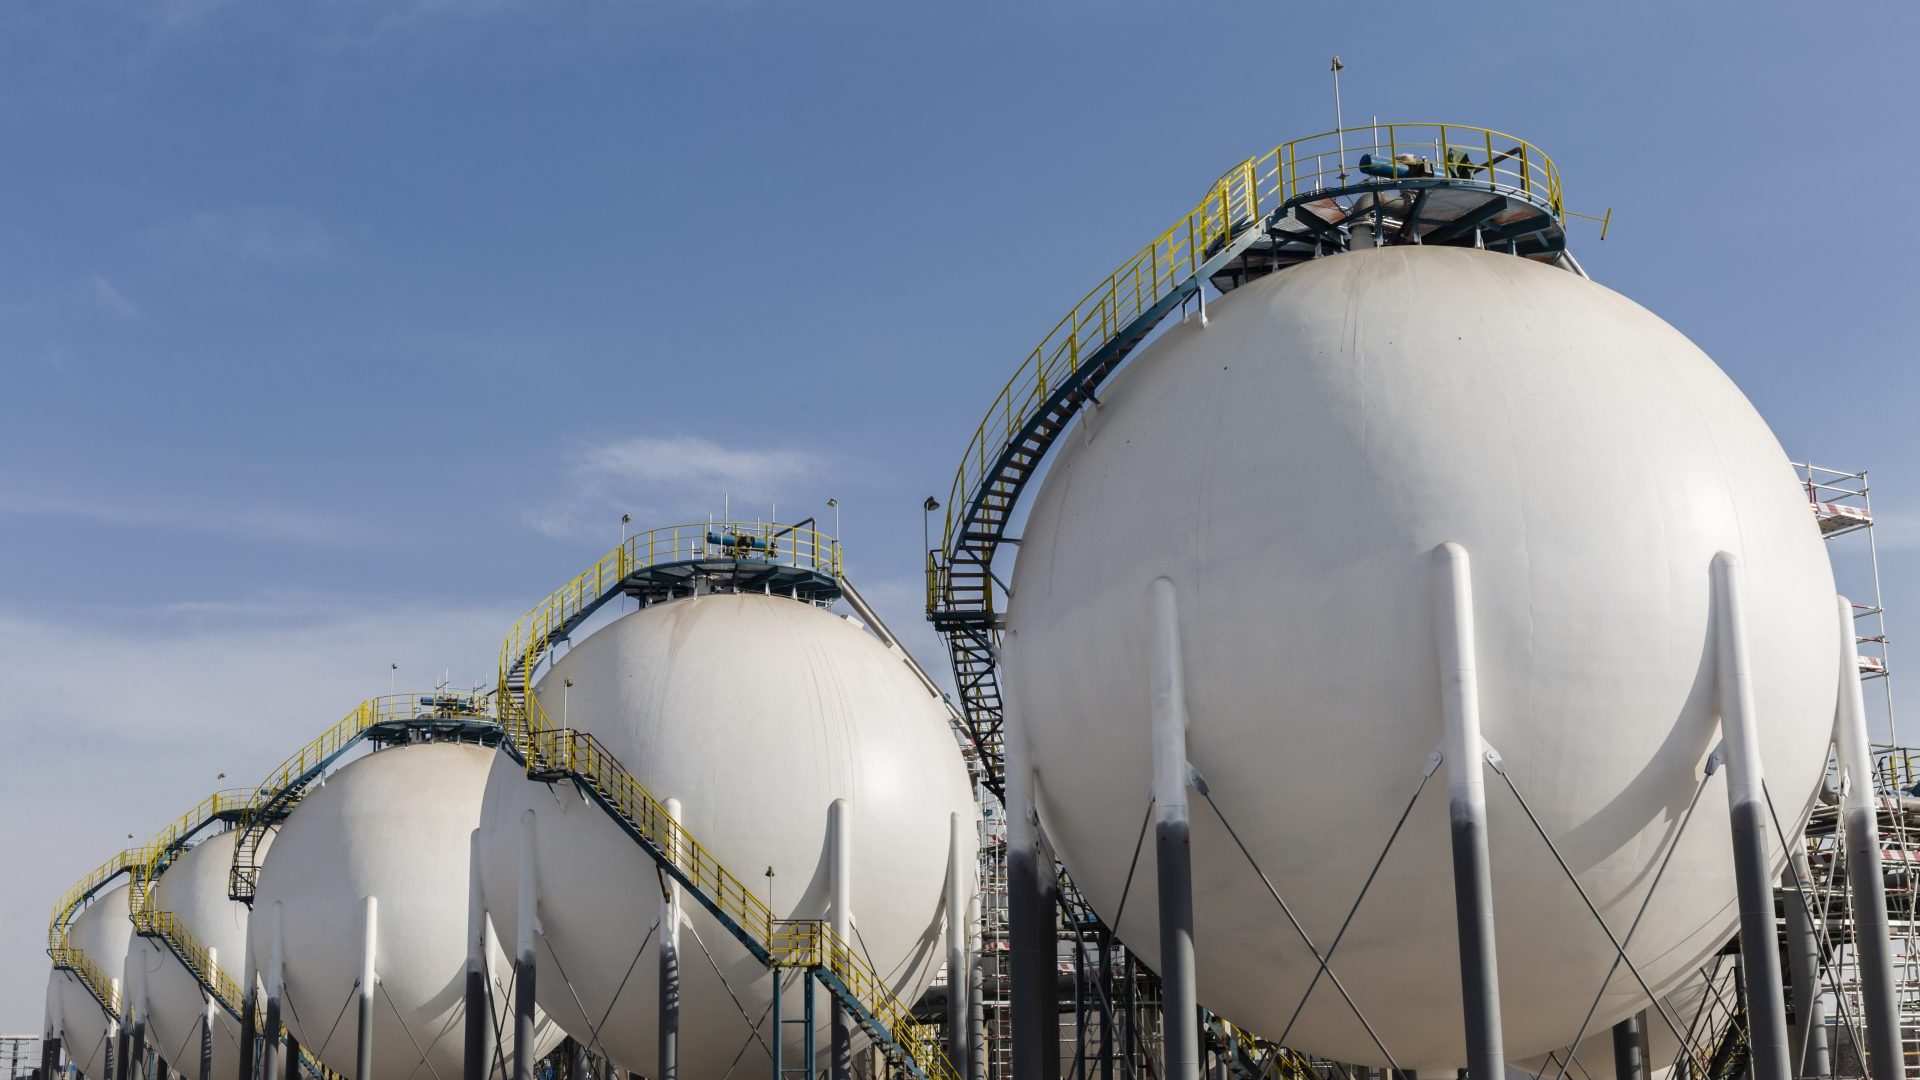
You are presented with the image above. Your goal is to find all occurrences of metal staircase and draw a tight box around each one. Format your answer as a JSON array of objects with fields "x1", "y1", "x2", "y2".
[
  {"x1": 495, "y1": 523, "x2": 961, "y2": 1080},
  {"x1": 47, "y1": 849, "x2": 141, "y2": 1021},
  {"x1": 227, "y1": 693, "x2": 496, "y2": 904},
  {"x1": 128, "y1": 790, "x2": 340, "y2": 1080},
  {"x1": 923, "y1": 123, "x2": 1568, "y2": 796}
]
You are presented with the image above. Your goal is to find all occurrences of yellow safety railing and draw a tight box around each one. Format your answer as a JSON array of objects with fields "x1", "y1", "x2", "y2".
[
  {"x1": 48, "y1": 848, "x2": 141, "y2": 1019},
  {"x1": 144, "y1": 910, "x2": 245, "y2": 1008},
  {"x1": 511, "y1": 692, "x2": 778, "y2": 941},
  {"x1": 508, "y1": 692, "x2": 960, "y2": 1080},
  {"x1": 929, "y1": 123, "x2": 1562, "y2": 615},
  {"x1": 129, "y1": 788, "x2": 252, "y2": 927},
  {"x1": 498, "y1": 521, "x2": 841, "y2": 705},
  {"x1": 243, "y1": 694, "x2": 488, "y2": 814},
  {"x1": 48, "y1": 941, "x2": 121, "y2": 1019},
  {"x1": 48, "y1": 849, "x2": 139, "y2": 954},
  {"x1": 770, "y1": 920, "x2": 963, "y2": 1080}
]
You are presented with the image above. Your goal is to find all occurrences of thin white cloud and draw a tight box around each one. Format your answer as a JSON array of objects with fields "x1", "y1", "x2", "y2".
[
  {"x1": 527, "y1": 434, "x2": 831, "y2": 540},
  {"x1": 0, "y1": 592, "x2": 515, "y2": 1029},
  {"x1": 88, "y1": 275, "x2": 140, "y2": 320},
  {"x1": 146, "y1": 206, "x2": 337, "y2": 268},
  {"x1": 0, "y1": 488, "x2": 367, "y2": 546}
]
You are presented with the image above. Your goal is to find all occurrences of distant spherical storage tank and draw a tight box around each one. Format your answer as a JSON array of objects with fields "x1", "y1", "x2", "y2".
[
  {"x1": 1002, "y1": 247, "x2": 1837, "y2": 1069},
  {"x1": 253, "y1": 742, "x2": 562, "y2": 1079},
  {"x1": 479, "y1": 590, "x2": 977, "y2": 1076},
  {"x1": 133, "y1": 829, "x2": 266, "y2": 1080},
  {"x1": 48, "y1": 882, "x2": 135, "y2": 1080}
]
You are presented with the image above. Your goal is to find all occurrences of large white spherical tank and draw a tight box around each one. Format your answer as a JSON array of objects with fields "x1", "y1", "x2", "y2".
[
  {"x1": 479, "y1": 592, "x2": 977, "y2": 1076},
  {"x1": 133, "y1": 829, "x2": 267, "y2": 1080},
  {"x1": 254, "y1": 742, "x2": 562, "y2": 1079},
  {"x1": 1002, "y1": 246, "x2": 1837, "y2": 1069},
  {"x1": 50, "y1": 881, "x2": 135, "y2": 1080}
]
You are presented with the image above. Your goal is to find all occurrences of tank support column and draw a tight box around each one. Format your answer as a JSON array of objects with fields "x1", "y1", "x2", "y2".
[
  {"x1": 1832, "y1": 594, "x2": 1902, "y2": 1080},
  {"x1": 513, "y1": 812, "x2": 538, "y2": 1080},
  {"x1": 128, "y1": 959, "x2": 149, "y2": 1080},
  {"x1": 1710, "y1": 553, "x2": 1790, "y2": 1080},
  {"x1": 1432, "y1": 543, "x2": 1506, "y2": 1080},
  {"x1": 1611, "y1": 1015, "x2": 1643, "y2": 1080},
  {"x1": 465, "y1": 832, "x2": 491, "y2": 1080},
  {"x1": 358, "y1": 895, "x2": 378, "y2": 1080},
  {"x1": 660, "y1": 799, "x2": 683, "y2": 1080},
  {"x1": 265, "y1": 903, "x2": 285, "y2": 1080},
  {"x1": 829, "y1": 799, "x2": 854, "y2": 1080},
  {"x1": 1004, "y1": 724, "x2": 1060, "y2": 1080},
  {"x1": 946, "y1": 811, "x2": 972, "y2": 1076},
  {"x1": 969, "y1": 896, "x2": 987, "y2": 1080},
  {"x1": 109, "y1": 978, "x2": 123, "y2": 1080},
  {"x1": 241, "y1": 936, "x2": 259, "y2": 1080},
  {"x1": 1148, "y1": 577, "x2": 1201, "y2": 1080},
  {"x1": 1785, "y1": 846, "x2": 1829, "y2": 1079},
  {"x1": 285, "y1": 1035, "x2": 301, "y2": 1080},
  {"x1": 200, "y1": 964, "x2": 217, "y2": 1080}
]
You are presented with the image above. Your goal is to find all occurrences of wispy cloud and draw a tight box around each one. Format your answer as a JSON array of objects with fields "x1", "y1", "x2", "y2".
[
  {"x1": 89, "y1": 275, "x2": 140, "y2": 320},
  {"x1": 0, "y1": 590, "x2": 513, "y2": 1029},
  {"x1": 0, "y1": 488, "x2": 368, "y2": 546},
  {"x1": 146, "y1": 206, "x2": 337, "y2": 268},
  {"x1": 526, "y1": 434, "x2": 831, "y2": 539}
]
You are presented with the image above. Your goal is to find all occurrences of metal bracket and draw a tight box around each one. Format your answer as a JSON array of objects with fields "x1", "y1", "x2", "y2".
[
  {"x1": 1188, "y1": 764, "x2": 1209, "y2": 796},
  {"x1": 1704, "y1": 740, "x2": 1727, "y2": 779}
]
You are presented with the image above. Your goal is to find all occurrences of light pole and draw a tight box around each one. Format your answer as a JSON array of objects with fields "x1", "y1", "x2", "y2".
[
  {"x1": 826, "y1": 497, "x2": 839, "y2": 539},
  {"x1": 1332, "y1": 56, "x2": 1347, "y2": 181},
  {"x1": 621, "y1": 513, "x2": 631, "y2": 545},
  {"x1": 389, "y1": 662, "x2": 398, "y2": 696},
  {"x1": 562, "y1": 677, "x2": 573, "y2": 729}
]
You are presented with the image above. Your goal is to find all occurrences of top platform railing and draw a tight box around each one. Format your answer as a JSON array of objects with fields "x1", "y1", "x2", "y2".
[
  {"x1": 498, "y1": 520, "x2": 841, "y2": 698},
  {"x1": 927, "y1": 122, "x2": 1562, "y2": 615}
]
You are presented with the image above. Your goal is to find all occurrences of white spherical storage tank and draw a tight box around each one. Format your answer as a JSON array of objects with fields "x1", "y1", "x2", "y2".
[
  {"x1": 49, "y1": 881, "x2": 135, "y2": 1080},
  {"x1": 1000, "y1": 246, "x2": 1838, "y2": 1069},
  {"x1": 479, "y1": 591, "x2": 977, "y2": 1077},
  {"x1": 132, "y1": 829, "x2": 265, "y2": 1080},
  {"x1": 253, "y1": 741, "x2": 562, "y2": 1080}
]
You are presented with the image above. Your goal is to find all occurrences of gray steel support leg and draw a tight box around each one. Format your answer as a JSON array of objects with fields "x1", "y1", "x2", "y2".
[
  {"x1": 261, "y1": 997, "x2": 281, "y2": 1080},
  {"x1": 1433, "y1": 544, "x2": 1506, "y2": 1080},
  {"x1": 358, "y1": 896, "x2": 378, "y2": 1080},
  {"x1": 1832, "y1": 594, "x2": 1902, "y2": 1080},
  {"x1": 1149, "y1": 578, "x2": 1200, "y2": 1080},
  {"x1": 513, "y1": 814, "x2": 537, "y2": 1080},
  {"x1": 129, "y1": 1021, "x2": 147, "y2": 1080},
  {"x1": 829, "y1": 799, "x2": 853, "y2": 1080},
  {"x1": 107, "y1": 1022, "x2": 120, "y2": 1080},
  {"x1": 284, "y1": 1037, "x2": 299, "y2": 1080},
  {"x1": 1005, "y1": 732, "x2": 1060, "y2": 1080},
  {"x1": 241, "y1": 938, "x2": 258, "y2": 1080},
  {"x1": 200, "y1": 1005, "x2": 215, "y2": 1080},
  {"x1": 1612, "y1": 1015, "x2": 1643, "y2": 1080},
  {"x1": 265, "y1": 901, "x2": 284, "y2": 1080},
  {"x1": 465, "y1": 832, "x2": 489, "y2": 1080},
  {"x1": 660, "y1": 798, "x2": 683, "y2": 1080},
  {"x1": 1785, "y1": 848, "x2": 1829, "y2": 1079},
  {"x1": 947, "y1": 812, "x2": 972, "y2": 1078},
  {"x1": 1711, "y1": 553, "x2": 1791, "y2": 1080}
]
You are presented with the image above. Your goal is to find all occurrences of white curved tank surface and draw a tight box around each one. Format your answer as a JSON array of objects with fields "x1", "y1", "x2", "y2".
[
  {"x1": 50, "y1": 881, "x2": 135, "y2": 1080},
  {"x1": 479, "y1": 591, "x2": 977, "y2": 1076},
  {"x1": 1001, "y1": 246, "x2": 1838, "y2": 1069},
  {"x1": 134, "y1": 829, "x2": 266, "y2": 1080},
  {"x1": 253, "y1": 742, "x2": 561, "y2": 1080}
]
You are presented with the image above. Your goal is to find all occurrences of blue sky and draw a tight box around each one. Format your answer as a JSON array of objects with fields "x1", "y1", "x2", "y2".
[{"x1": 5, "y1": 0, "x2": 1918, "y2": 1032}]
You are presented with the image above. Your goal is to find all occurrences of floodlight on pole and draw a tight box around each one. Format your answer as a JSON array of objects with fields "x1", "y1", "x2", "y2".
[{"x1": 1332, "y1": 56, "x2": 1348, "y2": 182}]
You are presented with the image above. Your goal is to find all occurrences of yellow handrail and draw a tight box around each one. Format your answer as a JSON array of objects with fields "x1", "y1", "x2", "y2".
[
  {"x1": 506, "y1": 691, "x2": 959, "y2": 1080},
  {"x1": 129, "y1": 788, "x2": 252, "y2": 927},
  {"x1": 497, "y1": 521, "x2": 841, "y2": 710},
  {"x1": 241, "y1": 694, "x2": 488, "y2": 816},
  {"x1": 48, "y1": 848, "x2": 141, "y2": 1020},
  {"x1": 928, "y1": 123, "x2": 1563, "y2": 615},
  {"x1": 769, "y1": 920, "x2": 962, "y2": 1080}
]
